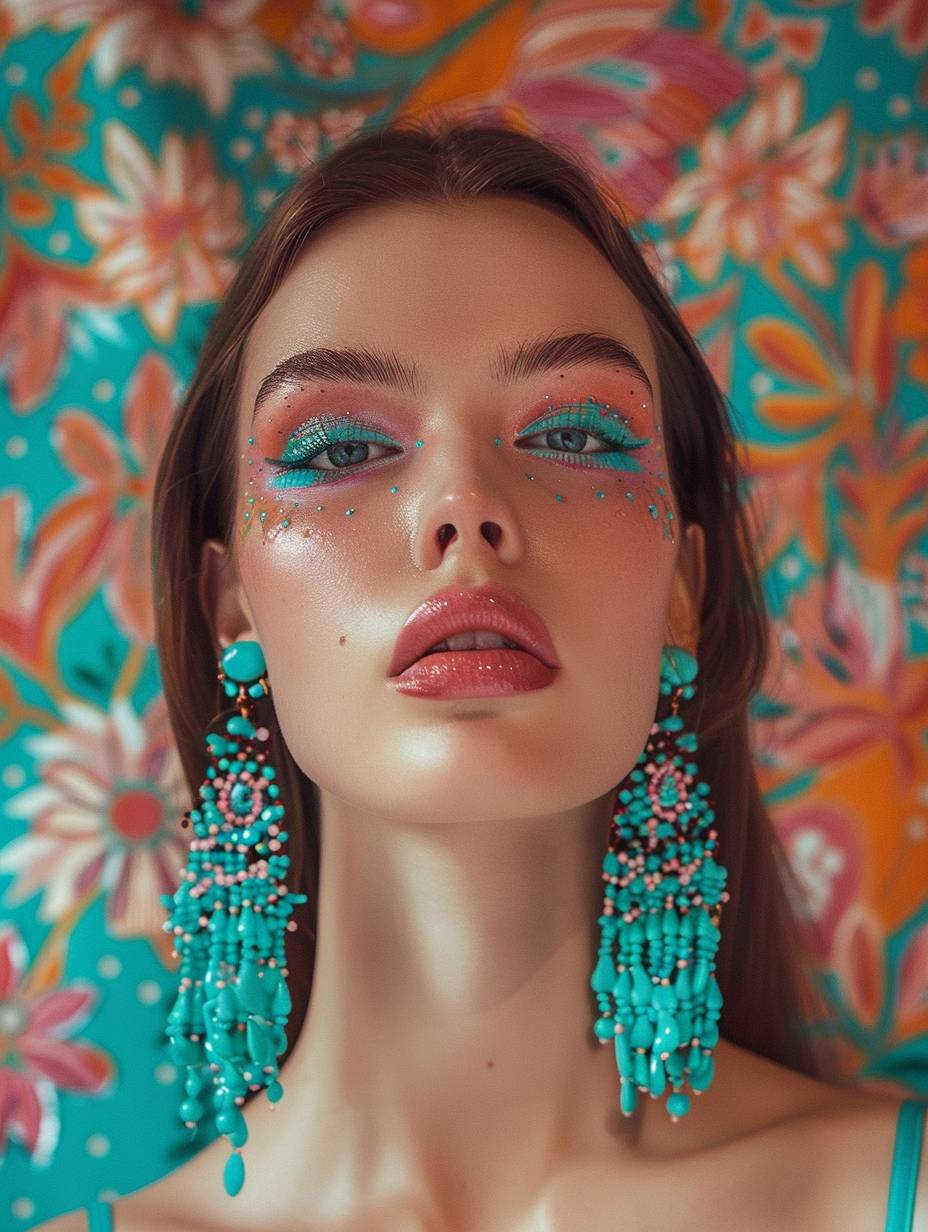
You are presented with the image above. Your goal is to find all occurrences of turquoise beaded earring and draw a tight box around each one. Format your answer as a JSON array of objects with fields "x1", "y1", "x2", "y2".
[
  {"x1": 590, "y1": 643, "x2": 729, "y2": 1121},
  {"x1": 161, "y1": 639, "x2": 308, "y2": 1199}
]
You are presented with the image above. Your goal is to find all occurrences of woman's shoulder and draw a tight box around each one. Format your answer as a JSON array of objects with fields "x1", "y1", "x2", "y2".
[
  {"x1": 693, "y1": 1043, "x2": 928, "y2": 1232},
  {"x1": 578, "y1": 1040, "x2": 928, "y2": 1232}
]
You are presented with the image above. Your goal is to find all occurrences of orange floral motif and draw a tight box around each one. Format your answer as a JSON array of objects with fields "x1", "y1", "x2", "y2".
[
  {"x1": 742, "y1": 262, "x2": 895, "y2": 568},
  {"x1": 0, "y1": 354, "x2": 176, "y2": 688},
  {"x1": 893, "y1": 242, "x2": 928, "y2": 382},
  {"x1": 0, "y1": 237, "x2": 117, "y2": 413}
]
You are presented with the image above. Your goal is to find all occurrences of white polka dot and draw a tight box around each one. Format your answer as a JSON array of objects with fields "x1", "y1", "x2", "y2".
[
  {"x1": 4, "y1": 64, "x2": 26, "y2": 86},
  {"x1": 10, "y1": 1197, "x2": 35, "y2": 1219},
  {"x1": 779, "y1": 627, "x2": 800, "y2": 650},
  {"x1": 906, "y1": 815, "x2": 927, "y2": 839},
  {"x1": 98, "y1": 1188, "x2": 121, "y2": 1203},
  {"x1": 49, "y1": 231, "x2": 70, "y2": 254},
  {"x1": 137, "y1": 979, "x2": 162, "y2": 1005},
  {"x1": 243, "y1": 107, "x2": 265, "y2": 130},
  {"x1": 2, "y1": 763, "x2": 26, "y2": 787},
  {"x1": 92, "y1": 379, "x2": 115, "y2": 401},
  {"x1": 889, "y1": 95, "x2": 912, "y2": 118},
  {"x1": 97, "y1": 954, "x2": 122, "y2": 979},
  {"x1": 779, "y1": 554, "x2": 802, "y2": 580},
  {"x1": 855, "y1": 67, "x2": 878, "y2": 91},
  {"x1": 85, "y1": 1132, "x2": 111, "y2": 1157},
  {"x1": 154, "y1": 1061, "x2": 177, "y2": 1085},
  {"x1": 230, "y1": 137, "x2": 253, "y2": 161},
  {"x1": 255, "y1": 187, "x2": 277, "y2": 211},
  {"x1": 4, "y1": 436, "x2": 27, "y2": 459},
  {"x1": 117, "y1": 86, "x2": 140, "y2": 108},
  {"x1": 750, "y1": 372, "x2": 773, "y2": 395}
]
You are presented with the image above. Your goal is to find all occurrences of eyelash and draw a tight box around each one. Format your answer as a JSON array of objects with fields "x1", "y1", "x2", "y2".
[{"x1": 262, "y1": 407, "x2": 650, "y2": 488}]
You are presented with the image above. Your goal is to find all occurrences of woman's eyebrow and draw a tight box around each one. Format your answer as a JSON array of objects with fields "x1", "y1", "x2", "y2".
[{"x1": 251, "y1": 331, "x2": 653, "y2": 425}]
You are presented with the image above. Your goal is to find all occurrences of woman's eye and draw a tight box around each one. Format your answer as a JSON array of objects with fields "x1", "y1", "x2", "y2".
[
  {"x1": 264, "y1": 422, "x2": 399, "y2": 488},
  {"x1": 518, "y1": 424, "x2": 633, "y2": 458}
]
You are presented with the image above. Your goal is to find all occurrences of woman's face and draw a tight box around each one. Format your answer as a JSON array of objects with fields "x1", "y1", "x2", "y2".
[{"x1": 205, "y1": 195, "x2": 704, "y2": 825}]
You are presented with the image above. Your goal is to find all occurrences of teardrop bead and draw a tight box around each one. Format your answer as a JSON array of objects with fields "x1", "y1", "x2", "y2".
[{"x1": 223, "y1": 1149, "x2": 245, "y2": 1197}]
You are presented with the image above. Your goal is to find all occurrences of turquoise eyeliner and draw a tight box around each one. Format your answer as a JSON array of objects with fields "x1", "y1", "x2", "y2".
[{"x1": 263, "y1": 401, "x2": 652, "y2": 489}]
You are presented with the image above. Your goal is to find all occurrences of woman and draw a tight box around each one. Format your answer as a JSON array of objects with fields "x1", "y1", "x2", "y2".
[{"x1": 44, "y1": 117, "x2": 925, "y2": 1232}]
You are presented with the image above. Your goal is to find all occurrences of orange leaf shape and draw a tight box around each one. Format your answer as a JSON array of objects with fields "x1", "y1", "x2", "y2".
[
  {"x1": 8, "y1": 186, "x2": 53, "y2": 225},
  {"x1": 755, "y1": 392, "x2": 840, "y2": 432},
  {"x1": 10, "y1": 94, "x2": 43, "y2": 143},
  {"x1": 47, "y1": 129, "x2": 84, "y2": 155},
  {"x1": 46, "y1": 50, "x2": 82, "y2": 100},
  {"x1": 39, "y1": 164, "x2": 92, "y2": 194},
  {"x1": 744, "y1": 319, "x2": 835, "y2": 389}
]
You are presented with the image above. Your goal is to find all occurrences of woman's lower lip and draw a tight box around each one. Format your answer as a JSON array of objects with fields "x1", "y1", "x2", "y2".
[{"x1": 388, "y1": 648, "x2": 558, "y2": 698}]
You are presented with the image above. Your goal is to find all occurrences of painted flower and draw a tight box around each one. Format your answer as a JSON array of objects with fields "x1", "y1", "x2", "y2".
[
  {"x1": 264, "y1": 111, "x2": 323, "y2": 174},
  {"x1": 755, "y1": 558, "x2": 928, "y2": 783},
  {"x1": 5, "y1": 0, "x2": 275, "y2": 114},
  {"x1": 74, "y1": 123, "x2": 245, "y2": 341},
  {"x1": 654, "y1": 73, "x2": 848, "y2": 284},
  {"x1": 0, "y1": 922, "x2": 114, "y2": 1165},
  {"x1": 0, "y1": 692, "x2": 189, "y2": 940},
  {"x1": 319, "y1": 105, "x2": 368, "y2": 148},
  {"x1": 288, "y1": 8, "x2": 356, "y2": 78},
  {"x1": 852, "y1": 134, "x2": 928, "y2": 246},
  {"x1": 264, "y1": 105, "x2": 369, "y2": 174}
]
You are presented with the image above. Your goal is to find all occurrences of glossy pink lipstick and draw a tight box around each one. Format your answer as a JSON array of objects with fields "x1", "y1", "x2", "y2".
[{"x1": 387, "y1": 583, "x2": 560, "y2": 699}]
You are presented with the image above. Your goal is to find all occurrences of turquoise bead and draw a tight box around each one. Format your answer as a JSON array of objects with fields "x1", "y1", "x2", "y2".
[
  {"x1": 230, "y1": 782, "x2": 252, "y2": 816},
  {"x1": 591, "y1": 953, "x2": 616, "y2": 993},
  {"x1": 594, "y1": 1016, "x2": 614, "y2": 1041},
  {"x1": 648, "y1": 1051, "x2": 667, "y2": 1097},
  {"x1": 223, "y1": 1149, "x2": 245, "y2": 1197},
  {"x1": 222, "y1": 640, "x2": 266, "y2": 684},
  {"x1": 217, "y1": 1105, "x2": 246, "y2": 1138},
  {"x1": 667, "y1": 1090, "x2": 691, "y2": 1118},
  {"x1": 227, "y1": 714, "x2": 256, "y2": 739}
]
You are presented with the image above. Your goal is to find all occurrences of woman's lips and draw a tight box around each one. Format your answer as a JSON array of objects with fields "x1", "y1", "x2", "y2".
[
  {"x1": 387, "y1": 646, "x2": 557, "y2": 698},
  {"x1": 388, "y1": 583, "x2": 560, "y2": 678}
]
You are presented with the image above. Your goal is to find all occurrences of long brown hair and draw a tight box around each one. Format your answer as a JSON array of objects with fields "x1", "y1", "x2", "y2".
[{"x1": 151, "y1": 114, "x2": 841, "y2": 1108}]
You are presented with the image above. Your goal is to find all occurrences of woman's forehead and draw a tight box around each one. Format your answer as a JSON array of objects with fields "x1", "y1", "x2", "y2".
[{"x1": 243, "y1": 197, "x2": 657, "y2": 410}]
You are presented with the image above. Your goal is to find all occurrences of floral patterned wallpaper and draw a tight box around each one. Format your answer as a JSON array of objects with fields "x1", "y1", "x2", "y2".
[{"x1": 0, "y1": 0, "x2": 926, "y2": 1225}]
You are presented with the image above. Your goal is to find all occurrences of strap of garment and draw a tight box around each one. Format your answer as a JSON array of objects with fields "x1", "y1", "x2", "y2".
[
  {"x1": 885, "y1": 1099, "x2": 928, "y2": 1232},
  {"x1": 85, "y1": 1200, "x2": 114, "y2": 1232}
]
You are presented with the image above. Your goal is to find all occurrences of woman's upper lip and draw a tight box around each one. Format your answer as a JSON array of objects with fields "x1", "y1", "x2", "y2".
[{"x1": 388, "y1": 583, "x2": 561, "y2": 678}]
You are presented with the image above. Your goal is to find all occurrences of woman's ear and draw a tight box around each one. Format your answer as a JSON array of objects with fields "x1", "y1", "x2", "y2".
[
  {"x1": 664, "y1": 521, "x2": 706, "y2": 654},
  {"x1": 198, "y1": 538, "x2": 260, "y2": 652}
]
